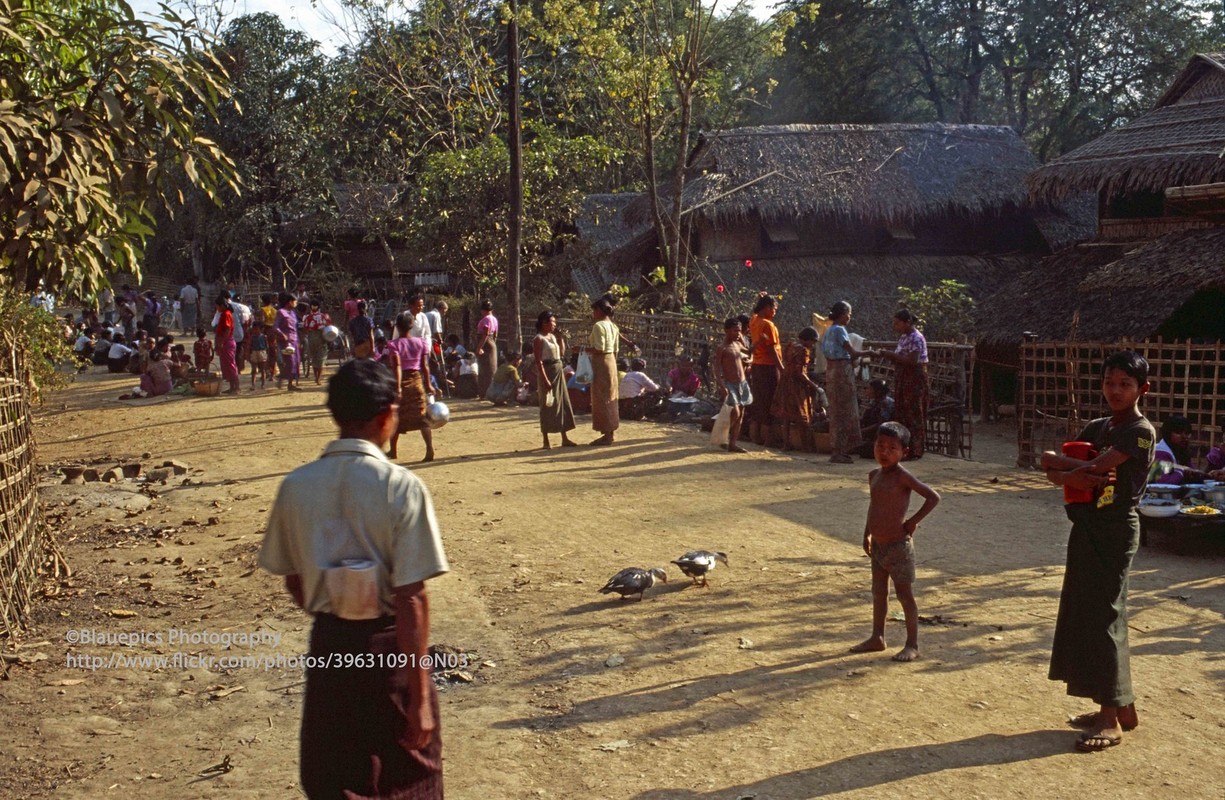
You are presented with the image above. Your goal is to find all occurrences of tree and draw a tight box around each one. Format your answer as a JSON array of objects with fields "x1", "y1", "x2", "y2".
[
  {"x1": 543, "y1": 0, "x2": 799, "y2": 309},
  {"x1": 0, "y1": 0, "x2": 238, "y2": 296},
  {"x1": 408, "y1": 128, "x2": 616, "y2": 307},
  {"x1": 766, "y1": 0, "x2": 1216, "y2": 158},
  {"x1": 192, "y1": 13, "x2": 339, "y2": 289}
]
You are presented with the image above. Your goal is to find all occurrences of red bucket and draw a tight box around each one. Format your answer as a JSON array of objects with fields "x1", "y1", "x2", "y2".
[{"x1": 1062, "y1": 441, "x2": 1097, "y2": 504}]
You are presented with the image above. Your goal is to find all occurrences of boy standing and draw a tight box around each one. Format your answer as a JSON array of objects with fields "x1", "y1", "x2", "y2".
[
  {"x1": 259, "y1": 360, "x2": 448, "y2": 798},
  {"x1": 716, "y1": 317, "x2": 753, "y2": 454},
  {"x1": 1039, "y1": 351, "x2": 1153, "y2": 751},
  {"x1": 851, "y1": 421, "x2": 940, "y2": 661},
  {"x1": 248, "y1": 322, "x2": 270, "y2": 389}
]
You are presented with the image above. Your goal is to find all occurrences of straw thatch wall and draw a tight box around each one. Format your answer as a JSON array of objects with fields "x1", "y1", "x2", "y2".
[
  {"x1": 976, "y1": 227, "x2": 1225, "y2": 362},
  {"x1": 698, "y1": 253, "x2": 1028, "y2": 338},
  {"x1": 0, "y1": 376, "x2": 41, "y2": 638},
  {"x1": 1029, "y1": 53, "x2": 1225, "y2": 201}
]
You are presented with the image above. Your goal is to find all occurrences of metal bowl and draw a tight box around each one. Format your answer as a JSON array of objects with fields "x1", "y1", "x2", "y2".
[
  {"x1": 424, "y1": 401, "x2": 450, "y2": 429},
  {"x1": 1138, "y1": 500, "x2": 1180, "y2": 518}
]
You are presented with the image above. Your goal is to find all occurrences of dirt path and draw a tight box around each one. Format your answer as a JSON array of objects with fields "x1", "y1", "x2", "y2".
[{"x1": 1, "y1": 368, "x2": 1223, "y2": 799}]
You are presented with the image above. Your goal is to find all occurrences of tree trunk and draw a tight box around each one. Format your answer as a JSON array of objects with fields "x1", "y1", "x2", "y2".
[{"x1": 506, "y1": 0, "x2": 524, "y2": 354}]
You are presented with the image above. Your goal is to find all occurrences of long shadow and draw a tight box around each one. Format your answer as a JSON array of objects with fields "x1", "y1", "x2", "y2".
[{"x1": 628, "y1": 730, "x2": 1070, "y2": 799}]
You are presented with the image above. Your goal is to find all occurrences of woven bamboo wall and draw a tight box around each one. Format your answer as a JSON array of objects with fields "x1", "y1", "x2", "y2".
[
  {"x1": 865, "y1": 342, "x2": 976, "y2": 459},
  {"x1": 1017, "y1": 339, "x2": 1225, "y2": 467},
  {"x1": 0, "y1": 377, "x2": 40, "y2": 638},
  {"x1": 546, "y1": 312, "x2": 725, "y2": 397}
]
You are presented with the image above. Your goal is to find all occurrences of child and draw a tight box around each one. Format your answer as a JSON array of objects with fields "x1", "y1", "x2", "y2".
[
  {"x1": 194, "y1": 328, "x2": 214, "y2": 371},
  {"x1": 851, "y1": 421, "x2": 940, "y2": 662},
  {"x1": 716, "y1": 317, "x2": 752, "y2": 454},
  {"x1": 249, "y1": 322, "x2": 270, "y2": 388},
  {"x1": 169, "y1": 344, "x2": 191, "y2": 382},
  {"x1": 619, "y1": 357, "x2": 661, "y2": 419},
  {"x1": 1039, "y1": 350, "x2": 1153, "y2": 751},
  {"x1": 856, "y1": 378, "x2": 896, "y2": 456},
  {"x1": 771, "y1": 326, "x2": 821, "y2": 451},
  {"x1": 455, "y1": 351, "x2": 479, "y2": 398},
  {"x1": 486, "y1": 352, "x2": 524, "y2": 406}
]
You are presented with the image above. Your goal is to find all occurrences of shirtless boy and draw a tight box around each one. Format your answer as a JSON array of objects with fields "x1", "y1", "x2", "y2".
[
  {"x1": 851, "y1": 421, "x2": 940, "y2": 661},
  {"x1": 717, "y1": 317, "x2": 753, "y2": 454}
]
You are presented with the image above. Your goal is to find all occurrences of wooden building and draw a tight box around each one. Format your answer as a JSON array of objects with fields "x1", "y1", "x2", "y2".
[{"x1": 590, "y1": 123, "x2": 1082, "y2": 337}]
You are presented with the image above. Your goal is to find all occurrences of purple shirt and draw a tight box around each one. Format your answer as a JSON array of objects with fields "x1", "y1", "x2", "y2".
[
  {"x1": 895, "y1": 329, "x2": 928, "y2": 364},
  {"x1": 384, "y1": 336, "x2": 428, "y2": 372}
]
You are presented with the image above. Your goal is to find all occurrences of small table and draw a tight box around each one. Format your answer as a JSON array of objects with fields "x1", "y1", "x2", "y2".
[{"x1": 1139, "y1": 512, "x2": 1225, "y2": 549}]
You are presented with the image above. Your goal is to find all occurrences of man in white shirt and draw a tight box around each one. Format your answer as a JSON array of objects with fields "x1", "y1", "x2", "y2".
[
  {"x1": 424, "y1": 300, "x2": 448, "y2": 396},
  {"x1": 406, "y1": 294, "x2": 432, "y2": 349},
  {"x1": 178, "y1": 281, "x2": 199, "y2": 334},
  {"x1": 259, "y1": 359, "x2": 447, "y2": 799}
]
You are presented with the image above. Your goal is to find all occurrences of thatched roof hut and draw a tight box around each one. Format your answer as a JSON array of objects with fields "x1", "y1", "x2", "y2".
[
  {"x1": 680, "y1": 123, "x2": 1043, "y2": 227},
  {"x1": 975, "y1": 228, "x2": 1225, "y2": 361},
  {"x1": 1028, "y1": 53, "x2": 1225, "y2": 201}
]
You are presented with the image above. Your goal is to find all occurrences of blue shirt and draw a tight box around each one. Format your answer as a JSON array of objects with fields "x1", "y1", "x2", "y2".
[
  {"x1": 821, "y1": 324, "x2": 850, "y2": 361},
  {"x1": 251, "y1": 333, "x2": 268, "y2": 352}
]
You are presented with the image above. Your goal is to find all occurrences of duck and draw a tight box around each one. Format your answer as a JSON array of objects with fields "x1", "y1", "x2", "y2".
[
  {"x1": 671, "y1": 550, "x2": 729, "y2": 587},
  {"x1": 598, "y1": 567, "x2": 668, "y2": 601}
]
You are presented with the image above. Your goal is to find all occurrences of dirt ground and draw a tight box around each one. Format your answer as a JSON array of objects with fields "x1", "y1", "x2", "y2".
[{"x1": 1, "y1": 366, "x2": 1223, "y2": 799}]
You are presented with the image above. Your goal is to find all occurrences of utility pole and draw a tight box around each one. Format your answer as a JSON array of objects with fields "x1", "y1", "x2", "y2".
[{"x1": 506, "y1": 0, "x2": 524, "y2": 353}]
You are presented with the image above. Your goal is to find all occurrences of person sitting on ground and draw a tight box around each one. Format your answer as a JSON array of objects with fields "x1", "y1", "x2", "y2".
[
  {"x1": 486, "y1": 352, "x2": 524, "y2": 406},
  {"x1": 138, "y1": 349, "x2": 173, "y2": 398},
  {"x1": 107, "y1": 333, "x2": 133, "y2": 373},
  {"x1": 73, "y1": 329, "x2": 96, "y2": 365},
  {"x1": 169, "y1": 344, "x2": 191, "y2": 382},
  {"x1": 92, "y1": 331, "x2": 113, "y2": 365},
  {"x1": 454, "y1": 351, "x2": 479, "y2": 399},
  {"x1": 1152, "y1": 415, "x2": 1198, "y2": 484},
  {"x1": 855, "y1": 379, "x2": 896, "y2": 457},
  {"x1": 128, "y1": 331, "x2": 152, "y2": 375},
  {"x1": 619, "y1": 357, "x2": 662, "y2": 420},
  {"x1": 666, "y1": 354, "x2": 702, "y2": 397}
]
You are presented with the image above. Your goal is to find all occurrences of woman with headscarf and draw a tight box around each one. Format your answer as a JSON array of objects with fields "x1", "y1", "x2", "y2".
[
  {"x1": 273, "y1": 292, "x2": 302, "y2": 391},
  {"x1": 474, "y1": 299, "x2": 499, "y2": 399},
  {"x1": 534, "y1": 310, "x2": 577, "y2": 449}
]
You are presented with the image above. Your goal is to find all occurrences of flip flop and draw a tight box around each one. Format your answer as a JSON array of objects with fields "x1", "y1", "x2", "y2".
[{"x1": 1075, "y1": 732, "x2": 1123, "y2": 752}]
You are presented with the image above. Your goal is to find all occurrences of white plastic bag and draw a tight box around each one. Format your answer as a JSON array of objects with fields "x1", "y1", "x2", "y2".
[
  {"x1": 710, "y1": 402, "x2": 732, "y2": 447},
  {"x1": 575, "y1": 349, "x2": 594, "y2": 385}
]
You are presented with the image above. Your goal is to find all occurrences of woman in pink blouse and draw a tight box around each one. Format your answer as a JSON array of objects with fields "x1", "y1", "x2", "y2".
[
  {"x1": 875, "y1": 309, "x2": 929, "y2": 458},
  {"x1": 474, "y1": 299, "x2": 498, "y2": 399}
]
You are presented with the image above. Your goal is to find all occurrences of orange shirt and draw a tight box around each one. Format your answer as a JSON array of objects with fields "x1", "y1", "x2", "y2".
[{"x1": 748, "y1": 314, "x2": 782, "y2": 366}]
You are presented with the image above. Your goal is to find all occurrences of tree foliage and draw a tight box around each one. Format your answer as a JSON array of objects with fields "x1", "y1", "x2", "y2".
[
  {"x1": 765, "y1": 0, "x2": 1217, "y2": 158},
  {"x1": 408, "y1": 127, "x2": 617, "y2": 295},
  {"x1": 0, "y1": 0, "x2": 238, "y2": 296},
  {"x1": 897, "y1": 279, "x2": 975, "y2": 342}
]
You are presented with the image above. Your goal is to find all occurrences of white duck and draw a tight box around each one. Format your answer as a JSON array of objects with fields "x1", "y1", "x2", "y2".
[
  {"x1": 598, "y1": 567, "x2": 668, "y2": 601},
  {"x1": 671, "y1": 550, "x2": 729, "y2": 587}
]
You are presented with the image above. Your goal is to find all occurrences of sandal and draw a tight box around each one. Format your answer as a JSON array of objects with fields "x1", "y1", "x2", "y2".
[{"x1": 1075, "y1": 732, "x2": 1122, "y2": 752}]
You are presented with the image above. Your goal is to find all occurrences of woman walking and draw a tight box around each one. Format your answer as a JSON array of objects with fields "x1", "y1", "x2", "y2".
[
  {"x1": 301, "y1": 300, "x2": 332, "y2": 385},
  {"x1": 273, "y1": 292, "x2": 302, "y2": 391},
  {"x1": 821, "y1": 301, "x2": 872, "y2": 463},
  {"x1": 589, "y1": 294, "x2": 633, "y2": 446},
  {"x1": 533, "y1": 311, "x2": 577, "y2": 450},
  {"x1": 383, "y1": 311, "x2": 436, "y2": 463},
  {"x1": 214, "y1": 295, "x2": 240, "y2": 395},
  {"x1": 875, "y1": 309, "x2": 929, "y2": 458},
  {"x1": 475, "y1": 299, "x2": 499, "y2": 399}
]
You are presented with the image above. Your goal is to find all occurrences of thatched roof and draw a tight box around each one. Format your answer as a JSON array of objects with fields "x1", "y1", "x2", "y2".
[
  {"x1": 576, "y1": 193, "x2": 648, "y2": 252},
  {"x1": 976, "y1": 227, "x2": 1225, "y2": 353},
  {"x1": 677, "y1": 123, "x2": 1039, "y2": 227},
  {"x1": 1028, "y1": 53, "x2": 1225, "y2": 201},
  {"x1": 698, "y1": 254, "x2": 1030, "y2": 339}
]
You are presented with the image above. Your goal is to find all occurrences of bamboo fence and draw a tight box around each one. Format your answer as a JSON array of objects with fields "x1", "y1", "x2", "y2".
[
  {"x1": 0, "y1": 376, "x2": 41, "y2": 638},
  {"x1": 865, "y1": 341, "x2": 976, "y2": 459},
  {"x1": 1017, "y1": 339, "x2": 1225, "y2": 467}
]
